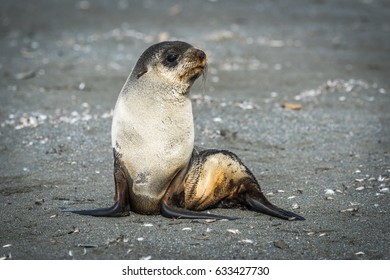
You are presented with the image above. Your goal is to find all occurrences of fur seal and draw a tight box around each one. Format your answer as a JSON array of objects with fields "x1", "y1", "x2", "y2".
[{"x1": 64, "y1": 41, "x2": 304, "y2": 221}]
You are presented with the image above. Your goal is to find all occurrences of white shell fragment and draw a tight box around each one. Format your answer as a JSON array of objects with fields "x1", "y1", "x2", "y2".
[
  {"x1": 143, "y1": 223, "x2": 153, "y2": 227},
  {"x1": 325, "y1": 189, "x2": 335, "y2": 195},
  {"x1": 1, "y1": 109, "x2": 114, "y2": 130},
  {"x1": 350, "y1": 202, "x2": 360, "y2": 206},
  {"x1": 340, "y1": 207, "x2": 358, "y2": 213},
  {"x1": 295, "y1": 79, "x2": 372, "y2": 101},
  {"x1": 239, "y1": 239, "x2": 254, "y2": 244},
  {"x1": 204, "y1": 219, "x2": 218, "y2": 223},
  {"x1": 292, "y1": 203, "x2": 300, "y2": 210},
  {"x1": 227, "y1": 229, "x2": 240, "y2": 234}
]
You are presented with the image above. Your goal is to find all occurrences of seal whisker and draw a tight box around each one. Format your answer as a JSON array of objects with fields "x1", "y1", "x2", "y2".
[{"x1": 201, "y1": 63, "x2": 208, "y2": 96}]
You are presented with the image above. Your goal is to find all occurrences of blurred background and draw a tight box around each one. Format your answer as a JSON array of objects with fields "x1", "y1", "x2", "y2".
[{"x1": 0, "y1": 0, "x2": 389, "y2": 260}]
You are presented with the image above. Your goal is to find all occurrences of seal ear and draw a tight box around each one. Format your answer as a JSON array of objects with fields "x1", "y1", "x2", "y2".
[{"x1": 136, "y1": 67, "x2": 148, "y2": 79}]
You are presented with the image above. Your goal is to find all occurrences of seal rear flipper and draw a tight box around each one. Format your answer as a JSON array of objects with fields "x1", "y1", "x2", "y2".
[
  {"x1": 245, "y1": 195, "x2": 305, "y2": 221},
  {"x1": 160, "y1": 200, "x2": 236, "y2": 220},
  {"x1": 62, "y1": 201, "x2": 129, "y2": 217}
]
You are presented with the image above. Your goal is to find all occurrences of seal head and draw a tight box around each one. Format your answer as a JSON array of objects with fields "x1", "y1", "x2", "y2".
[{"x1": 132, "y1": 41, "x2": 206, "y2": 84}]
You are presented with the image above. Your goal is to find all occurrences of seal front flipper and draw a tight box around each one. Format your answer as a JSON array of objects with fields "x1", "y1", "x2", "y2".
[
  {"x1": 63, "y1": 149, "x2": 132, "y2": 217},
  {"x1": 62, "y1": 201, "x2": 128, "y2": 217}
]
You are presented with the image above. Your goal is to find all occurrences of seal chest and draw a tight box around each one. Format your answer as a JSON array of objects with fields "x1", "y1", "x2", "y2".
[{"x1": 112, "y1": 85, "x2": 195, "y2": 213}]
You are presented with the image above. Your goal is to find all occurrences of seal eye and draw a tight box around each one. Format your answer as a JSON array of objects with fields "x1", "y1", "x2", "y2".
[{"x1": 166, "y1": 53, "x2": 178, "y2": 63}]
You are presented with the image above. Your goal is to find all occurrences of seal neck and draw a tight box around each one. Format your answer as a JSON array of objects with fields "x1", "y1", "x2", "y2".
[{"x1": 130, "y1": 72, "x2": 191, "y2": 100}]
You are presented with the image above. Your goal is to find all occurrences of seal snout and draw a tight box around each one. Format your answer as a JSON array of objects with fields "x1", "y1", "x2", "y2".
[
  {"x1": 196, "y1": 49, "x2": 206, "y2": 63},
  {"x1": 178, "y1": 48, "x2": 207, "y2": 83}
]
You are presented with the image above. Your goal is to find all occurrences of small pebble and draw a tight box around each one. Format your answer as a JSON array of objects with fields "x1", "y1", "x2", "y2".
[{"x1": 273, "y1": 240, "x2": 289, "y2": 249}]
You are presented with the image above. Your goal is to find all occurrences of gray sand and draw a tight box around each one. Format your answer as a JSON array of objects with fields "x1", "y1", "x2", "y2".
[{"x1": 0, "y1": 0, "x2": 389, "y2": 260}]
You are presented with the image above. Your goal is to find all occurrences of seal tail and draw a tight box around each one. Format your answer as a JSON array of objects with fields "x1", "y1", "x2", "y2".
[
  {"x1": 160, "y1": 200, "x2": 237, "y2": 220},
  {"x1": 62, "y1": 201, "x2": 130, "y2": 217},
  {"x1": 245, "y1": 195, "x2": 305, "y2": 221}
]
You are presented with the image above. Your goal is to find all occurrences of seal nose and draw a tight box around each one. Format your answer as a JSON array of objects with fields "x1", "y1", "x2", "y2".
[{"x1": 197, "y1": 50, "x2": 206, "y2": 62}]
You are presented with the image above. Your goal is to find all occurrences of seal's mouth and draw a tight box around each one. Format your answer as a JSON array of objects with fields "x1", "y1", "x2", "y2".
[{"x1": 186, "y1": 64, "x2": 207, "y2": 83}]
